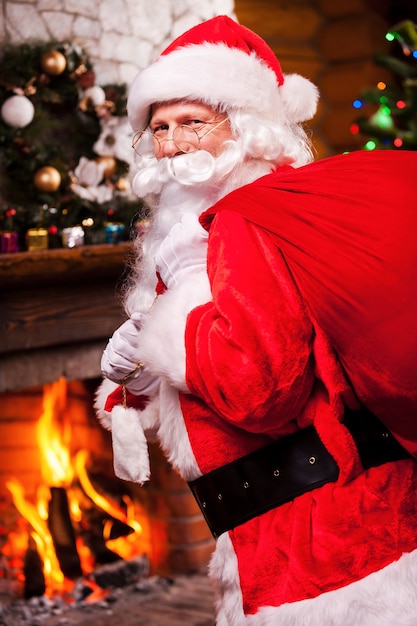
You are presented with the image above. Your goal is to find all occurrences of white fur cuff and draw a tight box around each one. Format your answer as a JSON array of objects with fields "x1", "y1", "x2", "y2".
[{"x1": 139, "y1": 270, "x2": 212, "y2": 391}]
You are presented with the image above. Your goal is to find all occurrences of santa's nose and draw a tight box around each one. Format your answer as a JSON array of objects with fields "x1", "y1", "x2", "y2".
[{"x1": 158, "y1": 136, "x2": 181, "y2": 158}]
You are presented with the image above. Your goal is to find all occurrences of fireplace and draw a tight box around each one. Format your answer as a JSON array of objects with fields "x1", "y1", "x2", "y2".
[{"x1": 0, "y1": 244, "x2": 214, "y2": 602}]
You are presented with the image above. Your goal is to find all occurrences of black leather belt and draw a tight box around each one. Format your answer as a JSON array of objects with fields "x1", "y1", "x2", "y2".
[{"x1": 188, "y1": 408, "x2": 410, "y2": 538}]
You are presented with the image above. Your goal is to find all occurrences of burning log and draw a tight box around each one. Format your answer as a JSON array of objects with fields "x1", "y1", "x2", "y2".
[
  {"x1": 23, "y1": 536, "x2": 46, "y2": 599},
  {"x1": 47, "y1": 487, "x2": 82, "y2": 579},
  {"x1": 80, "y1": 527, "x2": 122, "y2": 566},
  {"x1": 77, "y1": 504, "x2": 125, "y2": 565},
  {"x1": 88, "y1": 554, "x2": 149, "y2": 589}
]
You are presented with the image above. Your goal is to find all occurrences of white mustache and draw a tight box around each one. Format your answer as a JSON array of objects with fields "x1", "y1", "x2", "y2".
[
  {"x1": 166, "y1": 150, "x2": 216, "y2": 185},
  {"x1": 132, "y1": 149, "x2": 218, "y2": 197}
]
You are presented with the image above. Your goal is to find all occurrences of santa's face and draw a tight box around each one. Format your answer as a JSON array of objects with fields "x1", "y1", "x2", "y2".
[
  {"x1": 124, "y1": 103, "x2": 275, "y2": 315},
  {"x1": 148, "y1": 101, "x2": 233, "y2": 159},
  {"x1": 130, "y1": 99, "x2": 275, "y2": 218},
  {"x1": 131, "y1": 100, "x2": 241, "y2": 199}
]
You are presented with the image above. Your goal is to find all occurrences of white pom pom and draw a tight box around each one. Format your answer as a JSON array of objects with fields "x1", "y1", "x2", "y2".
[
  {"x1": 1, "y1": 95, "x2": 35, "y2": 128},
  {"x1": 111, "y1": 405, "x2": 151, "y2": 484},
  {"x1": 280, "y1": 74, "x2": 319, "y2": 123},
  {"x1": 84, "y1": 86, "x2": 106, "y2": 106}
]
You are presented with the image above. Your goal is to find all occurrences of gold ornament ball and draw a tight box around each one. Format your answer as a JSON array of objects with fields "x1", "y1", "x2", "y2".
[
  {"x1": 96, "y1": 156, "x2": 117, "y2": 178},
  {"x1": 33, "y1": 166, "x2": 62, "y2": 192},
  {"x1": 41, "y1": 50, "x2": 67, "y2": 76}
]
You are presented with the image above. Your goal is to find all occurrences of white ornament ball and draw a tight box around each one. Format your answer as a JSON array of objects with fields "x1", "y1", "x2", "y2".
[
  {"x1": 1, "y1": 95, "x2": 35, "y2": 128},
  {"x1": 84, "y1": 86, "x2": 106, "y2": 106}
]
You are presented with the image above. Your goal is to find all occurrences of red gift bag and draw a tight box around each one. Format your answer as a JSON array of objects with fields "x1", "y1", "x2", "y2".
[{"x1": 202, "y1": 150, "x2": 417, "y2": 455}]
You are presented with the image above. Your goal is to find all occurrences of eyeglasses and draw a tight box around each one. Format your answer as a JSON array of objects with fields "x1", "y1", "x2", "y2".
[{"x1": 132, "y1": 117, "x2": 229, "y2": 158}]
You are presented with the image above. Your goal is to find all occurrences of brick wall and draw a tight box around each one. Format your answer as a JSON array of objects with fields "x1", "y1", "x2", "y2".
[{"x1": 145, "y1": 444, "x2": 214, "y2": 574}]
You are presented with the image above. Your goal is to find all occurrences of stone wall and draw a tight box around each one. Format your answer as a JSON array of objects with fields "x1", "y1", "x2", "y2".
[{"x1": 0, "y1": 0, "x2": 236, "y2": 86}]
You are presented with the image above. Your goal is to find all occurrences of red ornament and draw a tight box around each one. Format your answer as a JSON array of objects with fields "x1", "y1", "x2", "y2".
[{"x1": 77, "y1": 70, "x2": 96, "y2": 89}]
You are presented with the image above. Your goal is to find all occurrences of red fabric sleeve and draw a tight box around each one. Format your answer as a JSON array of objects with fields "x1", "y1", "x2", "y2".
[
  {"x1": 185, "y1": 210, "x2": 316, "y2": 435},
  {"x1": 201, "y1": 150, "x2": 417, "y2": 454}
]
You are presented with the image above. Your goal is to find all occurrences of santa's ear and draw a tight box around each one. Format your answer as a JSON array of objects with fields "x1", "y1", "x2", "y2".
[{"x1": 280, "y1": 74, "x2": 319, "y2": 123}]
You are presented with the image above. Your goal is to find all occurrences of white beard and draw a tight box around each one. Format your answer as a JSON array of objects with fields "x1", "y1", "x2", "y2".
[{"x1": 124, "y1": 143, "x2": 274, "y2": 315}]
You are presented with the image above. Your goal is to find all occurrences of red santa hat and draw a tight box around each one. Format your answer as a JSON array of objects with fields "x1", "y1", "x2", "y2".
[{"x1": 127, "y1": 15, "x2": 319, "y2": 132}]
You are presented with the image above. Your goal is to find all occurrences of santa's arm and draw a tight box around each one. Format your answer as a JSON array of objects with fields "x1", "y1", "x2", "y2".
[{"x1": 139, "y1": 209, "x2": 315, "y2": 433}]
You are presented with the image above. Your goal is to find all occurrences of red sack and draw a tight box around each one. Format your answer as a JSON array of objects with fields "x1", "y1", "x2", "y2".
[{"x1": 201, "y1": 150, "x2": 417, "y2": 456}]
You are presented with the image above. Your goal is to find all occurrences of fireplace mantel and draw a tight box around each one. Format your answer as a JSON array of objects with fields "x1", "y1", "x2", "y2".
[{"x1": 0, "y1": 243, "x2": 132, "y2": 392}]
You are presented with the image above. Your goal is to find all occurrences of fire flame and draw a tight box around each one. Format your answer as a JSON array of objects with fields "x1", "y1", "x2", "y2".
[
  {"x1": 5, "y1": 479, "x2": 65, "y2": 593},
  {"x1": 4, "y1": 378, "x2": 146, "y2": 598},
  {"x1": 36, "y1": 378, "x2": 73, "y2": 487}
]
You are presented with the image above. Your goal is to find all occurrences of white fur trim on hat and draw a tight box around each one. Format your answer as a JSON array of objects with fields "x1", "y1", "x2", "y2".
[{"x1": 127, "y1": 41, "x2": 318, "y2": 131}]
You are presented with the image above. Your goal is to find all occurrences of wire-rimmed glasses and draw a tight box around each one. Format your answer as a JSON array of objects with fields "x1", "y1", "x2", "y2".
[{"x1": 132, "y1": 117, "x2": 229, "y2": 158}]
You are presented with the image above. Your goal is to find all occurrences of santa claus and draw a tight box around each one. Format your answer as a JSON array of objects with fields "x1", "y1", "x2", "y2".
[{"x1": 95, "y1": 15, "x2": 417, "y2": 625}]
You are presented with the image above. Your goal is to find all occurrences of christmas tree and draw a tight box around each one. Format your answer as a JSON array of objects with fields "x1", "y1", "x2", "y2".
[
  {"x1": 350, "y1": 19, "x2": 417, "y2": 150},
  {"x1": 0, "y1": 41, "x2": 147, "y2": 253}
]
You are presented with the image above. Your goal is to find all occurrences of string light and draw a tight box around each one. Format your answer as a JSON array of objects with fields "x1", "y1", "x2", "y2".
[
  {"x1": 385, "y1": 22, "x2": 417, "y2": 56},
  {"x1": 370, "y1": 106, "x2": 394, "y2": 130},
  {"x1": 353, "y1": 21, "x2": 417, "y2": 151}
]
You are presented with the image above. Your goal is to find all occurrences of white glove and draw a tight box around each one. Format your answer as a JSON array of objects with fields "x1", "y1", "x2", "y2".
[
  {"x1": 155, "y1": 212, "x2": 208, "y2": 290},
  {"x1": 101, "y1": 312, "x2": 159, "y2": 396}
]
